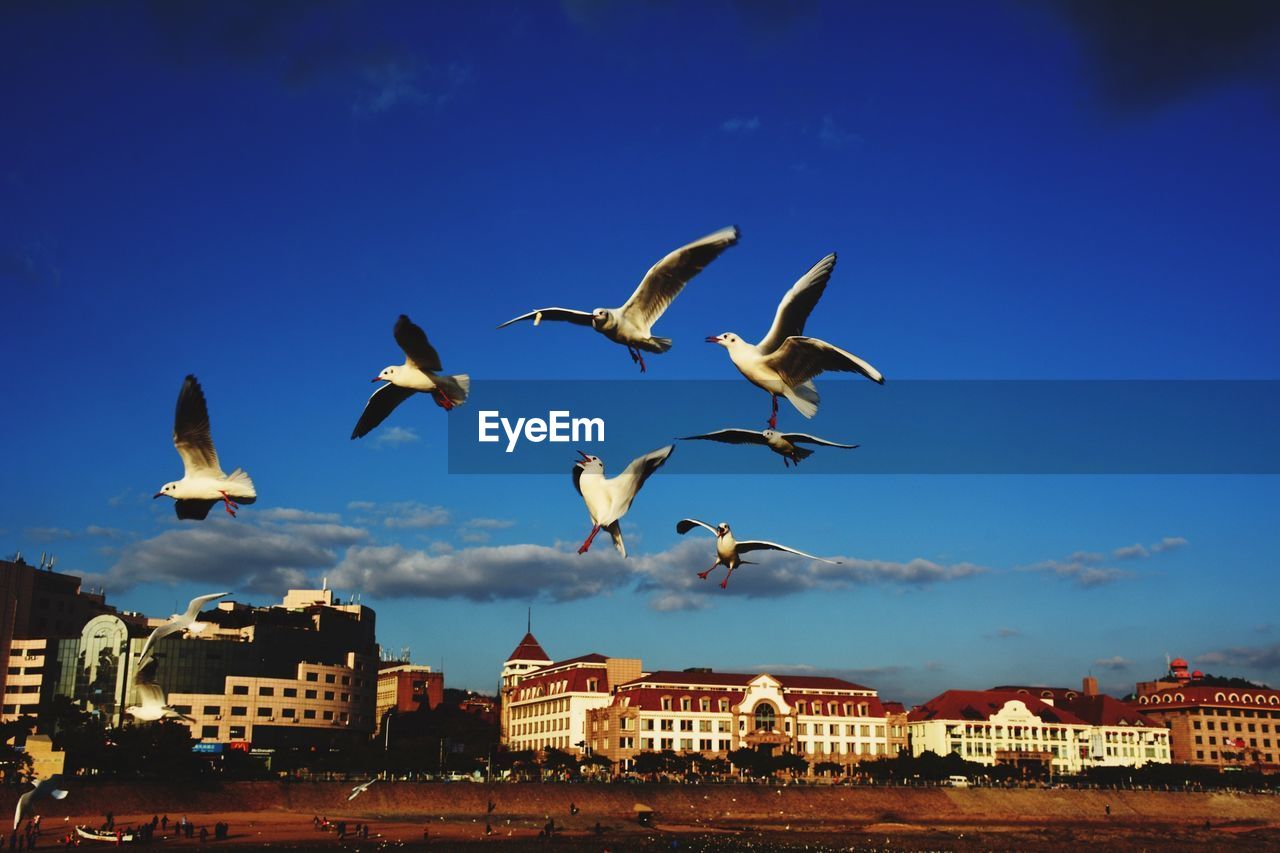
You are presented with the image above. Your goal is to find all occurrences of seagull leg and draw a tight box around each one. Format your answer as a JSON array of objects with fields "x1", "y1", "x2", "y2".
[
  {"x1": 696, "y1": 560, "x2": 721, "y2": 580},
  {"x1": 577, "y1": 524, "x2": 601, "y2": 554},
  {"x1": 720, "y1": 565, "x2": 738, "y2": 589},
  {"x1": 219, "y1": 492, "x2": 239, "y2": 518},
  {"x1": 767, "y1": 395, "x2": 778, "y2": 430},
  {"x1": 626, "y1": 346, "x2": 646, "y2": 373},
  {"x1": 431, "y1": 389, "x2": 455, "y2": 410}
]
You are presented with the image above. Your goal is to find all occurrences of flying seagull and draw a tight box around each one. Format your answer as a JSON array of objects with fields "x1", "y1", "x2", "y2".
[
  {"x1": 705, "y1": 253, "x2": 883, "y2": 427},
  {"x1": 573, "y1": 445, "x2": 674, "y2": 557},
  {"x1": 126, "y1": 674, "x2": 194, "y2": 724},
  {"x1": 135, "y1": 592, "x2": 229, "y2": 669},
  {"x1": 676, "y1": 519, "x2": 840, "y2": 589},
  {"x1": 498, "y1": 227, "x2": 740, "y2": 372},
  {"x1": 349, "y1": 778, "x2": 378, "y2": 801},
  {"x1": 15, "y1": 775, "x2": 68, "y2": 830},
  {"x1": 679, "y1": 428, "x2": 858, "y2": 467},
  {"x1": 154, "y1": 375, "x2": 257, "y2": 519},
  {"x1": 352, "y1": 315, "x2": 470, "y2": 439}
]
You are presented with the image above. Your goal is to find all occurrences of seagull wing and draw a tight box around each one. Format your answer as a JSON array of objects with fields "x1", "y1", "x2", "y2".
[
  {"x1": 173, "y1": 375, "x2": 223, "y2": 476},
  {"x1": 737, "y1": 540, "x2": 840, "y2": 564},
  {"x1": 351, "y1": 383, "x2": 416, "y2": 440},
  {"x1": 764, "y1": 336, "x2": 885, "y2": 387},
  {"x1": 676, "y1": 518, "x2": 718, "y2": 536},
  {"x1": 619, "y1": 226, "x2": 739, "y2": 331},
  {"x1": 175, "y1": 499, "x2": 217, "y2": 521},
  {"x1": 136, "y1": 682, "x2": 167, "y2": 709},
  {"x1": 779, "y1": 433, "x2": 859, "y2": 449},
  {"x1": 393, "y1": 314, "x2": 443, "y2": 372},
  {"x1": 571, "y1": 464, "x2": 584, "y2": 497},
  {"x1": 607, "y1": 445, "x2": 674, "y2": 520},
  {"x1": 135, "y1": 622, "x2": 181, "y2": 666},
  {"x1": 756, "y1": 253, "x2": 836, "y2": 354},
  {"x1": 183, "y1": 592, "x2": 229, "y2": 621},
  {"x1": 497, "y1": 308, "x2": 594, "y2": 328},
  {"x1": 679, "y1": 429, "x2": 769, "y2": 447}
]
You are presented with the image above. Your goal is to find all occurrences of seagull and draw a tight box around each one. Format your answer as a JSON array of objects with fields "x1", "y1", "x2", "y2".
[
  {"x1": 352, "y1": 315, "x2": 470, "y2": 440},
  {"x1": 705, "y1": 253, "x2": 883, "y2": 428},
  {"x1": 676, "y1": 519, "x2": 840, "y2": 589},
  {"x1": 15, "y1": 775, "x2": 68, "y2": 830},
  {"x1": 498, "y1": 227, "x2": 740, "y2": 372},
  {"x1": 573, "y1": 445, "x2": 674, "y2": 557},
  {"x1": 135, "y1": 592, "x2": 228, "y2": 668},
  {"x1": 126, "y1": 666, "x2": 194, "y2": 723},
  {"x1": 154, "y1": 375, "x2": 257, "y2": 519},
  {"x1": 679, "y1": 428, "x2": 858, "y2": 467},
  {"x1": 349, "y1": 778, "x2": 377, "y2": 801}
]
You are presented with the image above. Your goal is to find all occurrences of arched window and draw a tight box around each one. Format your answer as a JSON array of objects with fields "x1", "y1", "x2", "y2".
[
  {"x1": 1175, "y1": 693, "x2": 1185, "y2": 702},
  {"x1": 754, "y1": 702, "x2": 777, "y2": 732}
]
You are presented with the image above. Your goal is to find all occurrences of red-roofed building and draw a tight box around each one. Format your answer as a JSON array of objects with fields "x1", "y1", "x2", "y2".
[
  {"x1": 1131, "y1": 672, "x2": 1280, "y2": 772},
  {"x1": 585, "y1": 669, "x2": 902, "y2": 774},
  {"x1": 499, "y1": 631, "x2": 553, "y2": 743},
  {"x1": 910, "y1": 685, "x2": 1170, "y2": 775}
]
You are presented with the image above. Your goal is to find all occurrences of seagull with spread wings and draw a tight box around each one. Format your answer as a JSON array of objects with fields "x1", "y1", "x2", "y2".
[
  {"x1": 352, "y1": 315, "x2": 470, "y2": 439},
  {"x1": 349, "y1": 778, "x2": 377, "y2": 801},
  {"x1": 676, "y1": 519, "x2": 840, "y2": 589},
  {"x1": 705, "y1": 253, "x2": 883, "y2": 428},
  {"x1": 679, "y1": 427, "x2": 858, "y2": 467},
  {"x1": 573, "y1": 445, "x2": 674, "y2": 557},
  {"x1": 14, "y1": 775, "x2": 68, "y2": 830},
  {"x1": 126, "y1": 661, "x2": 194, "y2": 723},
  {"x1": 135, "y1": 592, "x2": 229, "y2": 669},
  {"x1": 154, "y1": 375, "x2": 256, "y2": 519},
  {"x1": 498, "y1": 226, "x2": 739, "y2": 372}
]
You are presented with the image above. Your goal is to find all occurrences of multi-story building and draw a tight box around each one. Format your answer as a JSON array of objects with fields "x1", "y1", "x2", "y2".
[
  {"x1": 909, "y1": 685, "x2": 1170, "y2": 775},
  {"x1": 1129, "y1": 657, "x2": 1280, "y2": 772},
  {"x1": 499, "y1": 631, "x2": 552, "y2": 742},
  {"x1": 376, "y1": 663, "x2": 444, "y2": 732},
  {"x1": 586, "y1": 670, "x2": 897, "y2": 773},
  {"x1": 41, "y1": 584, "x2": 378, "y2": 749},
  {"x1": 506, "y1": 653, "x2": 642, "y2": 754},
  {"x1": 1, "y1": 555, "x2": 114, "y2": 719}
]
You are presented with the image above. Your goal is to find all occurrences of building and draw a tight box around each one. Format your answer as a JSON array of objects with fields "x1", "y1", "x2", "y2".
[
  {"x1": 499, "y1": 631, "x2": 552, "y2": 742},
  {"x1": 42, "y1": 584, "x2": 379, "y2": 749},
  {"x1": 586, "y1": 669, "x2": 898, "y2": 774},
  {"x1": 909, "y1": 685, "x2": 1170, "y2": 775},
  {"x1": 1129, "y1": 657, "x2": 1280, "y2": 772},
  {"x1": 506, "y1": 653, "x2": 642, "y2": 754},
  {"x1": 1, "y1": 555, "x2": 113, "y2": 719},
  {"x1": 376, "y1": 663, "x2": 444, "y2": 731}
]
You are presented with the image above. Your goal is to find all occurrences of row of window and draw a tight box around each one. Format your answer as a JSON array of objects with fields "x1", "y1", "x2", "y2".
[
  {"x1": 1192, "y1": 719, "x2": 1274, "y2": 733},
  {"x1": 511, "y1": 717, "x2": 570, "y2": 736},
  {"x1": 798, "y1": 723, "x2": 885, "y2": 737},
  {"x1": 1194, "y1": 735, "x2": 1274, "y2": 749},
  {"x1": 226, "y1": 686, "x2": 353, "y2": 702},
  {"x1": 510, "y1": 698, "x2": 571, "y2": 717},
  {"x1": 1196, "y1": 750, "x2": 1276, "y2": 762}
]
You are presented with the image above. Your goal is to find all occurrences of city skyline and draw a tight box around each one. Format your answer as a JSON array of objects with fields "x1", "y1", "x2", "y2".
[{"x1": 3, "y1": 2, "x2": 1279, "y2": 705}]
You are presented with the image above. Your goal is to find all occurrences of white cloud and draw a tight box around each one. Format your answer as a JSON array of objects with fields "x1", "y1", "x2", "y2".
[
  {"x1": 467, "y1": 518, "x2": 516, "y2": 530},
  {"x1": 257, "y1": 508, "x2": 341, "y2": 523},
  {"x1": 721, "y1": 116, "x2": 761, "y2": 134},
  {"x1": 1093, "y1": 656, "x2": 1133, "y2": 671},
  {"x1": 348, "y1": 501, "x2": 451, "y2": 529},
  {"x1": 373, "y1": 426, "x2": 420, "y2": 447},
  {"x1": 818, "y1": 114, "x2": 860, "y2": 150}
]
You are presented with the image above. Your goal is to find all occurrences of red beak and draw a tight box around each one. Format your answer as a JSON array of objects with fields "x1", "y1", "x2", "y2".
[
  {"x1": 153, "y1": 493, "x2": 163, "y2": 499},
  {"x1": 371, "y1": 377, "x2": 384, "y2": 383},
  {"x1": 705, "y1": 336, "x2": 721, "y2": 343}
]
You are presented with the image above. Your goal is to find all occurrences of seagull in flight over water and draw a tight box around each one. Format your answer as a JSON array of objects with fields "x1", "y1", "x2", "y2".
[
  {"x1": 676, "y1": 519, "x2": 840, "y2": 588},
  {"x1": 573, "y1": 446, "x2": 674, "y2": 557},
  {"x1": 680, "y1": 428, "x2": 858, "y2": 467},
  {"x1": 154, "y1": 375, "x2": 256, "y2": 519},
  {"x1": 352, "y1": 314, "x2": 470, "y2": 439},
  {"x1": 705, "y1": 253, "x2": 883, "y2": 428},
  {"x1": 498, "y1": 227, "x2": 739, "y2": 372}
]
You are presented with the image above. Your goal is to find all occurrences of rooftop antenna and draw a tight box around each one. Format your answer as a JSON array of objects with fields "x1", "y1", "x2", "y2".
[{"x1": 527, "y1": 606, "x2": 531, "y2": 635}]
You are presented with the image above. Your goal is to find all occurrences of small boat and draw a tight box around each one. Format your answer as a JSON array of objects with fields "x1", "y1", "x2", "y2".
[{"x1": 75, "y1": 825, "x2": 135, "y2": 843}]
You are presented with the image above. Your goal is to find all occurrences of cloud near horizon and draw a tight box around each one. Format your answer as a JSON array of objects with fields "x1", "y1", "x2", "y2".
[{"x1": 1023, "y1": 536, "x2": 1187, "y2": 588}]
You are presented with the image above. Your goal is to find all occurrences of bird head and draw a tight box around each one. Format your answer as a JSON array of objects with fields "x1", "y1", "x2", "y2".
[
  {"x1": 574, "y1": 450, "x2": 603, "y2": 474},
  {"x1": 153, "y1": 482, "x2": 178, "y2": 500},
  {"x1": 590, "y1": 308, "x2": 610, "y2": 330},
  {"x1": 373, "y1": 365, "x2": 399, "y2": 383},
  {"x1": 705, "y1": 333, "x2": 739, "y2": 347},
  {"x1": 715, "y1": 523, "x2": 730, "y2": 538},
  {"x1": 762, "y1": 429, "x2": 779, "y2": 440}
]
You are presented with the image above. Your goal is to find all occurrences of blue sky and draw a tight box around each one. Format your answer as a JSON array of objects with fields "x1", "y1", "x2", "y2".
[{"x1": 3, "y1": 1, "x2": 1279, "y2": 705}]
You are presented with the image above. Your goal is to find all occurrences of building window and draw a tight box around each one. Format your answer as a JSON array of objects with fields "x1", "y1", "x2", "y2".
[
  {"x1": 259, "y1": 686, "x2": 274, "y2": 696},
  {"x1": 200, "y1": 726, "x2": 218, "y2": 738},
  {"x1": 203, "y1": 705, "x2": 221, "y2": 715},
  {"x1": 680, "y1": 697, "x2": 691, "y2": 711},
  {"x1": 304, "y1": 710, "x2": 316, "y2": 719},
  {"x1": 325, "y1": 674, "x2": 336, "y2": 683},
  {"x1": 323, "y1": 710, "x2": 334, "y2": 720},
  {"x1": 231, "y1": 706, "x2": 247, "y2": 716},
  {"x1": 305, "y1": 690, "x2": 317, "y2": 699},
  {"x1": 754, "y1": 703, "x2": 777, "y2": 732},
  {"x1": 282, "y1": 708, "x2": 295, "y2": 718},
  {"x1": 229, "y1": 726, "x2": 245, "y2": 739},
  {"x1": 283, "y1": 688, "x2": 297, "y2": 698},
  {"x1": 306, "y1": 672, "x2": 318, "y2": 682},
  {"x1": 661, "y1": 697, "x2": 672, "y2": 711},
  {"x1": 231, "y1": 685, "x2": 249, "y2": 695},
  {"x1": 257, "y1": 707, "x2": 273, "y2": 717},
  {"x1": 324, "y1": 691, "x2": 334, "y2": 701}
]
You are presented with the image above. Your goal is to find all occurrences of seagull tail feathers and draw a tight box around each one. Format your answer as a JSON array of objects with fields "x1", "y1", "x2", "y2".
[
  {"x1": 605, "y1": 521, "x2": 626, "y2": 558},
  {"x1": 225, "y1": 468, "x2": 256, "y2": 498},
  {"x1": 639, "y1": 336, "x2": 672, "y2": 353},
  {"x1": 782, "y1": 381, "x2": 819, "y2": 419},
  {"x1": 791, "y1": 445, "x2": 814, "y2": 461},
  {"x1": 437, "y1": 374, "x2": 470, "y2": 406}
]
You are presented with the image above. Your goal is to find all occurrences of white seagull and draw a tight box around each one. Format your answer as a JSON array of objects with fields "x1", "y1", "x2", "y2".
[
  {"x1": 676, "y1": 519, "x2": 840, "y2": 589},
  {"x1": 135, "y1": 592, "x2": 229, "y2": 668},
  {"x1": 352, "y1": 315, "x2": 470, "y2": 439},
  {"x1": 705, "y1": 253, "x2": 883, "y2": 428},
  {"x1": 680, "y1": 428, "x2": 858, "y2": 467},
  {"x1": 498, "y1": 227, "x2": 740, "y2": 372},
  {"x1": 14, "y1": 775, "x2": 68, "y2": 830},
  {"x1": 126, "y1": 677, "x2": 194, "y2": 724},
  {"x1": 154, "y1": 375, "x2": 257, "y2": 519},
  {"x1": 349, "y1": 778, "x2": 378, "y2": 801},
  {"x1": 573, "y1": 445, "x2": 674, "y2": 557}
]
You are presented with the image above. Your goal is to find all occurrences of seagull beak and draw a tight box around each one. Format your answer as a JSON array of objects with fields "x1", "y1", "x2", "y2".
[
  {"x1": 705, "y1": 335, "x2": 721, "y2": 344},
  {"x1": 153, "y1": 492, "x2": 163, "y2": 499},
  {"x1": 371, "y1": 377, "x2": 384, "y2": 383},
  {"x1": 577, "y1": 450, "x2": 591, "y2": 460}
]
